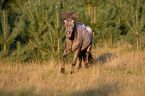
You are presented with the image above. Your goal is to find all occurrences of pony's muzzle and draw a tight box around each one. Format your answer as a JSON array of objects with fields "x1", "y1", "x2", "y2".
[
  {"x1": 66, "y1": 30, "x2": 72, "y2": 34},
  {"x1": 66, "y1": 31, "x2": 72, "y2": 38}
]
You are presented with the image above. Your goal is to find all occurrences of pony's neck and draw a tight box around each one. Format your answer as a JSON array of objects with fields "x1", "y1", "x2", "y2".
[{"x1": 69, "y1": 21, "x2": 77, "y2": 40}]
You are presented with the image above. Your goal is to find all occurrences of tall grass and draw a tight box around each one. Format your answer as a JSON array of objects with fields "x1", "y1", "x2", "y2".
[{"x1": 0, "y1": 45, "x2": 145, "y2": 96}]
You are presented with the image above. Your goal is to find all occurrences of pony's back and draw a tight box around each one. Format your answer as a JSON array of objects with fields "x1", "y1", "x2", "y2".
[
  {"x1": 77, "y1": 25, "x2": 92, "y2": 51},
  {"x1": 79, "y1": 24, "x2": 93, "y2": 37}
]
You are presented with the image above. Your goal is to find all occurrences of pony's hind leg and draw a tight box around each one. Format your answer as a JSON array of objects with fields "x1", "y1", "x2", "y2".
[
  {"x1": 78, "y1": 55, "x2": 83, "y2": 70},
  {"x1": 78, "y1": 51, "x2": 83, "y2": 70},
  {"x1": 85, "y1": 45, "x2": 91, "y2": 68},
  {"x1": 88, "y1": 53, "x2": 94, "y2": 65},
  {"x1": 85, "y1": 52, "x2": 89, "y2": 68}
]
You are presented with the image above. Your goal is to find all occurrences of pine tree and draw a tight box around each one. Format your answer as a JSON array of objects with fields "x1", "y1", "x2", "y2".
[
  {"x1": 0, "y1": 11, "x2": 23, "y2": 57},
  {"x1": 1, "y1": 0, "x2": 145, "y2": 61},
  {"x1": 0, "y1": 0, "x2": 4, "y2": 10},
  {"x1": 11, "y1": 0, "x2": 64, "y2": 61},
  {"x1": 126, "y1": 11, "x2": 145, "y2": 50}
]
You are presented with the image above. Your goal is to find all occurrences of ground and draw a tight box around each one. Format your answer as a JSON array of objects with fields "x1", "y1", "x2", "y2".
[{"x1": 0, "y1": 45, "x2": 145, "y2": 96}]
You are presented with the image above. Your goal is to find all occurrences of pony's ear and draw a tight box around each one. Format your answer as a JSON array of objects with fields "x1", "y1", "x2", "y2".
[
  {"x1": 71, "y1": 19, "x2": 74, "y2": 23},
  {"x1": 70, "y1": 12, "x2": 79, "y2": 21}
]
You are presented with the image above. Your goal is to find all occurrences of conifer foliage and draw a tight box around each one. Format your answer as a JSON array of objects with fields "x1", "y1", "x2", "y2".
[
  {"x1": 0, "y1": 10, "x2": 23, "y2": 58},
  {"x1": 0, "y1": 0, "x2": 145, "y2": 62},
  {"x1": 10, "y1": 0, "x2": 64, "y2": 61}
]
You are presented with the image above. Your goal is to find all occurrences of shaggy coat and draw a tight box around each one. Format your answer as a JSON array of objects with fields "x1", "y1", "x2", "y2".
[{"x1": 61, "y1": 12, "x2": 93, "y2": 74}]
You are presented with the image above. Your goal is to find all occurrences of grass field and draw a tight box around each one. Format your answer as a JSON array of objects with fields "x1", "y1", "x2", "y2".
[{"x1": 0, "y1": 44, "x2": 145, "y2": 96}]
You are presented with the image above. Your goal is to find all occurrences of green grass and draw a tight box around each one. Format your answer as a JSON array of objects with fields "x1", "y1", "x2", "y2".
[{"x1": 0, "y1": 45, "x2": 145, "y2": 96}]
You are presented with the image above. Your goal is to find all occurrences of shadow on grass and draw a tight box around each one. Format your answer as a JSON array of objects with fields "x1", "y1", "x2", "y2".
[
  {"x1": 94, "y1": 53, "x2": 116, "y2": 65},
  {"x1": 0, "y1": 86, "x2": 37, "y2": 96},
  {"x1": 71, "y1": 82, "x2": 119, "y2": 96}
]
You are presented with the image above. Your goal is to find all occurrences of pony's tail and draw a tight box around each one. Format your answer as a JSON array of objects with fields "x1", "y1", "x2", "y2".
[{"x1": 88, "y1": 53, "x2": 94, "y2": 65}]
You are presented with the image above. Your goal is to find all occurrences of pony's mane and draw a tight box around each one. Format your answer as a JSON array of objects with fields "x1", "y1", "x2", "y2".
[{"x1": 61, "y1": 12, "x2": 79, "y2": 21}]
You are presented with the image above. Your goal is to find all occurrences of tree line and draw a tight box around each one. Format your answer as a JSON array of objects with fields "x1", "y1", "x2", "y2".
[{"x1": 0, "y1": 0, "x2": 145, "y2": 62}]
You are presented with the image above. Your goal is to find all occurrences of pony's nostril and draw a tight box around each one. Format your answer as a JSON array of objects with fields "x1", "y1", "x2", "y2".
[{"x1": 67, "y1": 31, "x2": 71, "y2": 34}]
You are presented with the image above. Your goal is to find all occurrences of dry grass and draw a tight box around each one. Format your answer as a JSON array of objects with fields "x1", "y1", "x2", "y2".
[{"x1": 0, "y1": 46, "x2": 145, "y2": 96}]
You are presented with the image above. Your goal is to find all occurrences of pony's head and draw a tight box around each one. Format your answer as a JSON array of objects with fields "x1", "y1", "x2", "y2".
[
  {"x1": 63, "y1": 18, "x2": 75, "y2": 38},
  {"x1": 61, "y1": 12, "x2": 78, "y2": 38}
]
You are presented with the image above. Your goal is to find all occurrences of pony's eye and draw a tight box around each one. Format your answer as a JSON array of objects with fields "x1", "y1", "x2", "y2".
[
  {"x1": 64, "y1": 20, "x2": 66, "y2": 23},
  {"x1": 72, "y1": 20, "x2": 74, "y2": 23}
]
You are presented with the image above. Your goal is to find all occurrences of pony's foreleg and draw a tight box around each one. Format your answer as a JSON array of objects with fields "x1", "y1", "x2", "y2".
[
  {"x1": 78, "y1": 52, "x2": 83, "y2": 70},
  {"x1": 71, "y1": 50, "x2": 79, "y2": 74},
  {"x1": 61, "y1": 49, "x2": 71, "y2": 73}
]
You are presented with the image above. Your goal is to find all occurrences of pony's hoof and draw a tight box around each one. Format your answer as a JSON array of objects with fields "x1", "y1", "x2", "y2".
[
  {"x1": 85, "y1": 65, "x2": 89, "y2": 68},
  {"x1": 85, "y1": 63, "x2": 90, "y2": 68},
  {"x1": 78, "y1": 68, "x2": 81, "y2": 71},
  {"x1": 61, "y1": 67, "x2": 65, "y2": 73},
  {"x1": 70, "y1": 71, "x2": 73, "y2": 74}
]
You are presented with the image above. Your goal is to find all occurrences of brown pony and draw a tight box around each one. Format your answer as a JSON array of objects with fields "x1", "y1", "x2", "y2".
[{"x1": 61, "y1": 12, "x2": 94, "y2": 74}]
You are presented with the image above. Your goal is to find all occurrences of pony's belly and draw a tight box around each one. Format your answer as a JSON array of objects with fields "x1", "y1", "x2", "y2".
[
  {"x1": 81, "y1": 43, "x2": 91, "y2": 51},
  {"x1": 72, "y1": 41, "x2": 81, "y2": 52},
  {"x1": 81, "y1": 38, "x2": 91, "y2": 51}
]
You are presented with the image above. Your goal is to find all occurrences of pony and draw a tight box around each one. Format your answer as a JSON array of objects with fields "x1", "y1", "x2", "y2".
[{"x1": 61, "y1": 12, "x2": 94, "y2": 74}]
